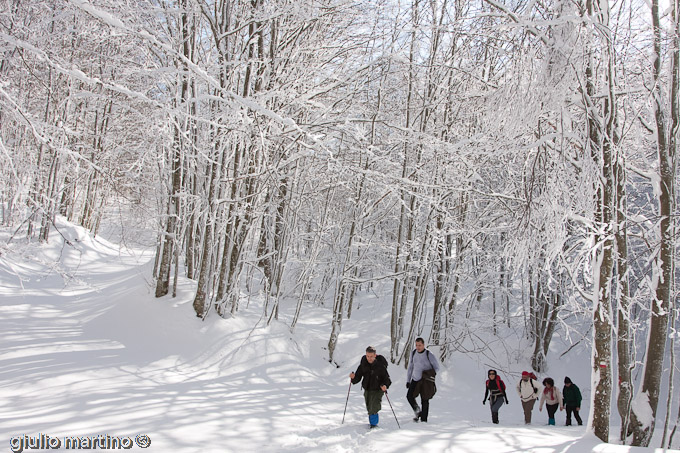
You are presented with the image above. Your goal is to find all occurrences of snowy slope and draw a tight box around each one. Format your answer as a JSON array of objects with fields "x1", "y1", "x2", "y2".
[{"x1": 0, "y1": 218, "x2": 676, "y2": 453}]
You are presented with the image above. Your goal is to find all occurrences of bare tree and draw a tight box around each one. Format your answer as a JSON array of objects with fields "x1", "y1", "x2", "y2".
[{"x1": 630, "y1": 0, "x2": 679, "y2": 445}]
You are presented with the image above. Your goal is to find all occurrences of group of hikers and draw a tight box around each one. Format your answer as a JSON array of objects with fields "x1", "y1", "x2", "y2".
[
  {"x1": 487, "y1": 369, "x2": 583, "y2": 426},
  {"x1": 347, "y1": 339, "x2": 583, "y2": 429}
]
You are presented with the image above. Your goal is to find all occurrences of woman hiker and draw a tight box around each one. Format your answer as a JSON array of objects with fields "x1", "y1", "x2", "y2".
[
  {"x1": 483, "y1": 369, "x2": 509, "y2": 424},
  {"x1": 539, "y1": 377, "x2": 564, "y2": 425}
]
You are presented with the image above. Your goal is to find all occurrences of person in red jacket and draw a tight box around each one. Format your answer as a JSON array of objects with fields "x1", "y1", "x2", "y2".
[{"x1": 483, "y1": 369, "x2": 509, "y2": 424}]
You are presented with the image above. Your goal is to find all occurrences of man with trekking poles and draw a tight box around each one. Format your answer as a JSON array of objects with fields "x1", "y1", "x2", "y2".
[{"x1": 346, "y1": 346, "x2": 393, "y2": 428}]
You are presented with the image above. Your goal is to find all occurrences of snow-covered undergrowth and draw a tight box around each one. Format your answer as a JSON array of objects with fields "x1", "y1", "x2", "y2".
[{"x1": 0, "y1": 219, "x2": 675, "y2": 452}]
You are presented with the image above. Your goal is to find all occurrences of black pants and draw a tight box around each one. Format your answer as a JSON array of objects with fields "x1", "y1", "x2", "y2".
[
  {"x1": 546, "y1": 403, "x2": 558, "y2": 420},
  {"x1": 407, "y1": 380, "x2": 430, "y2": 421},
  {"x1": 565, "y1": 405, "x2": 582, "y2": 425}
]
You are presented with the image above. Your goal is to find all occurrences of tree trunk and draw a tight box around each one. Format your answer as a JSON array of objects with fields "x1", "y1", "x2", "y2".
[
  {"x1": 583, "y1": 0, "x2": 616, "y2": 442},
  {"x1": 615, "y1": 147, "x2": 633, "y2": 442},
  {"x1": 155, "y1": 0, "x2": 192, "y2": 298},
  {"x1": 631, "y1": 0, "x2": 677, "y2": 445},
  {"x1": 327, "y1": 157, "x2": 367, "y2": 362},
  {"x1": 192, "y1": 144, "x2": 220, "y2": 318},
  {"x1": 390, "y1": 0, "x2": 419, "y2": 363}
]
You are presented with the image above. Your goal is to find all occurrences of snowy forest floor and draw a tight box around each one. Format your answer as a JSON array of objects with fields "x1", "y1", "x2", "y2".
[{"x1": 0, "y1": 218, "x2": 676, "y2": 453}]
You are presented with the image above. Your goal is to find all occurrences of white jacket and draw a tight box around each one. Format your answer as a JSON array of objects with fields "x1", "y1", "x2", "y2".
[
  {"x1": 516, "y1": 378, "x2": 542, "y2": 402},
  {"x1": 539, "y1": 386, "x2": 564, "y2": 410}
]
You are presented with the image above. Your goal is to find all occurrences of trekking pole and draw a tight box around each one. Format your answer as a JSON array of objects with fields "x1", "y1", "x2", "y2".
[
  {"x1": 384, "y1": 391, "x2": 401, "y2": 429},
  {"x1": 341, "y1": 381, "x2": 352, "y2": 424}
]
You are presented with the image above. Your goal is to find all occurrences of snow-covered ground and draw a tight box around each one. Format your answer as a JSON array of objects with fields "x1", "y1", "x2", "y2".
[{"x1": 0, "y1": 219, "x2": 676, "y2": 453}]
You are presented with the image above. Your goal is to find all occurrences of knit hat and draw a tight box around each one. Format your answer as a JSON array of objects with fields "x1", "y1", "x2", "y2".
[
  {"x1": 521, "y1": 371, "x2": 529, "y2": 377},
  {"x1": 564, "y1": 376, "x2": 572, "y2": 384}
]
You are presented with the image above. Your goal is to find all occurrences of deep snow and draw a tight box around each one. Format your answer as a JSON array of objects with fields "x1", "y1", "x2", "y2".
[{"x1": 0, "y1": 218, "x2": 676, "y2": 453}]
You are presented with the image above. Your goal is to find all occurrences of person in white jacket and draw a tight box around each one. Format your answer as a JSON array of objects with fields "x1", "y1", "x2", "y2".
[
  {"x1": 539, "y1": 377, "x2": 564, "y2": 425},
  {"x1": 516, "y1": 371, "x2": 542, "y2": 424}
]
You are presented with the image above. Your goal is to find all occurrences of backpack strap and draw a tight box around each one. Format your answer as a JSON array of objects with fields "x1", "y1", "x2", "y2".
[
  {"x1": 425, "y1": 350, "x2": 435, "y2": 370},
  {"x1": 411, "y1": 349, "x2": 435, "y2": 370}
]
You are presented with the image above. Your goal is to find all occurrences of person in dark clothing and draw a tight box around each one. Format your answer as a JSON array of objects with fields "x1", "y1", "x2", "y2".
[
  {"x1": 406, "y1": 337, "x2": 440, "y2": 423},
  {"x1": 483, "y1": 369, "x2": 508, "y2": 424},
  {"x1": 562, "y1": 377, "x2": 583, "y2": 426},
  {"x1": 349, "y1": 346, "x2": 392, "y2": 428}
]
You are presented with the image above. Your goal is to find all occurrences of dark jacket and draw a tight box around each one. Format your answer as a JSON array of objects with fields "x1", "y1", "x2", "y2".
[
  {"x1": 484, "y1": 375, "x2": 508, "y2": 403},
  {"x1": 563, "y1": 383, "x2": 582, "y2": 406},
  {"x1": 413, "y1": 368, "x2": 437, "y2": 400},
  {"x1": 352, "y1": 354, "x2": 391, "y2": 391}
]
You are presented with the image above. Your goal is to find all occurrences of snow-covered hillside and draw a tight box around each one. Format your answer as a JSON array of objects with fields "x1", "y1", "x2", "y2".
[{"x1": 0, "y1": 219, "x2": 675, "y2": 453}]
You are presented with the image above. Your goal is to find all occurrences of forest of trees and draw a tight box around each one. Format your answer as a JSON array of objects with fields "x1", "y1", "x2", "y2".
[{"x1": 1, "y1": 0, "x2": 678, "y2": 446}]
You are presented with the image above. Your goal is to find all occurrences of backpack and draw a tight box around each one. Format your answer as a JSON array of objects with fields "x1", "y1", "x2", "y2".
[
  {"x1": 486, "y1": 376, "x2": 506, "y2": 393},
  {"x1": 377, "y1": 354, "x2": 388, "y2": 368},
  {"x1": 521, "y1": 378, "x2": 538, "y2": 394}
]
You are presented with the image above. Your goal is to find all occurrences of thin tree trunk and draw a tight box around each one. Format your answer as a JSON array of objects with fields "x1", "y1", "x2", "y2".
[
  {"x1": 192, "y1": 146, "x2": 220, "y2": 318},
  {"x1": 328, "y1": 153, "x2": 367, "y2": 362},
  {"x1": 390, "y1": 0, "x2": 419, "y2": 363},
  {"x1": 155, "y1": 0, "x2": 192, "y2": 298},
  {"x1": 615, "y1": 147, "x2": 633, "y2": 442},
  {"x1": 291, "y1": 184, "x2": 333, "y2": 332}
]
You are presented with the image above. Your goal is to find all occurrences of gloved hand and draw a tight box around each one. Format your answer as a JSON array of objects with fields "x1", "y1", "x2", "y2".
[
  {"x1": 406, "y1": 382, "x2": 410, "y2": 389},
  {"x1": 505, "y1": 398, "x2": 509, "y2": 405},
  {"x1": 482, "y1": 399, "x2": 486, "y2": 405}
]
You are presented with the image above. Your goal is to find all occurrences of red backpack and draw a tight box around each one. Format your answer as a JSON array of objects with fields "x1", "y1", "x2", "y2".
[{"x1": 486, "y1": 376, "x2": 506, "y2": 392}]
